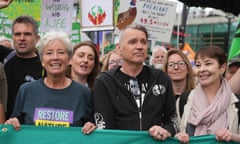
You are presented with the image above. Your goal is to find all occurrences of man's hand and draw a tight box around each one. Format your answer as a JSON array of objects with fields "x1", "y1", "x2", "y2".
[
  {"x1": 149, "y1": 125, "x2": 171, "y2": 141},
  {"x1": 0, "y1": 0, "x2": 13, "y2": 9}
]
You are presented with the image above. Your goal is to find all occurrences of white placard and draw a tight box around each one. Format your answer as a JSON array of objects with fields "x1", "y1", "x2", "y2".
[
  {"x1": 135, "y1": 0, "x2": 177, "y2": 42},
  {"x1": 40, "y1": 0, "x2": 73, "y2": 34},
  {"x1": 80, "y1": 0, "x2": 114, "y2": 31},
  {"x1": 117, "y1": 0, "x2": 177, "y2": 43}
]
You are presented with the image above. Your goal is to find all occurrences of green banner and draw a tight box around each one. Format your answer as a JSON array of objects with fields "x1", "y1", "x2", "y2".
[
  {"x1": 0, "y1": 0, "x2": 41, "y2": 38},
  {"x1": 228, "y1": 21, "x2": 240, "y2": 60},
  {"x1": 71, "y1": 22, "x2": 81, "y2": 44},
  {"x1": 0, "y1": 0, "x2": 41, "y2": 20},
  {"x1": 0, "y1": 125, "x2": 238, "y2": 144}
]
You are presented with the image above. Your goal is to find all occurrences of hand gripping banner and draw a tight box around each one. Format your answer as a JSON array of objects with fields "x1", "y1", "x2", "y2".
[{"x1": 0, "y1": 125, "x2": 238, "y2": 144}]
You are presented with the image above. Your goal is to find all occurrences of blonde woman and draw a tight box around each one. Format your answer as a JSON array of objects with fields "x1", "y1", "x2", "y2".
[
  {"x1": 101, "y1": 49, "x2": 122, "y2": 72},
  {"x1": 162, "y1": 49, "x2": 195, "y2": 99}
]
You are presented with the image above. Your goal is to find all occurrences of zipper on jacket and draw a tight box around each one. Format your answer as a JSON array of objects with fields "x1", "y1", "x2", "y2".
[
  {"x1": 139, "y1": 111, "x2": 142, "y2": 130},
  {"x1": 139, "y1": 93, "x2": 143, "y2": 131}
]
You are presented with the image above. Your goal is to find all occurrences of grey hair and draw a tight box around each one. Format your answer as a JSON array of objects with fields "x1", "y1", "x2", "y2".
[
  {"x1": 151, "y1": 45, "x2": 167, "y2": 55},
  {"x1": 150, "y1": 45, "x2": 167, "y2": 65},
  {"x1": 119, "y1": 24, "x2": 148, "y2": 43},
  {"x1": 38, "y1": 31, "x2": 73, "y2": 59}
]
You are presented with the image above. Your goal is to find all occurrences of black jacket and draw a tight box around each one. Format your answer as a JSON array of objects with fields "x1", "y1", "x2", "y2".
[{"x1": 93, "y1": 66, "x2": 177, "y2": 135}]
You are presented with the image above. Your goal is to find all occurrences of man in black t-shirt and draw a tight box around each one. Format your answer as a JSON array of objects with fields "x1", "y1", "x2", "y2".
[{"x1": 0, "y1": 15, "x2": 42, "y2": 119}]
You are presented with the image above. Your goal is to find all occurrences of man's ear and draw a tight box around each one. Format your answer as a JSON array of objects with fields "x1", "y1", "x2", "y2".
[
  {"x1": 36, "y1": 35, "x2": 41, "y2": 41},
  {"x1": 115, "y1": 43, "x2": 121, "y2": 54}
]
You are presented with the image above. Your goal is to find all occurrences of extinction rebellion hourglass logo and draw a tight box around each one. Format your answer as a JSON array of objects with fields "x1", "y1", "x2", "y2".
[{"x1": 88, "y1": 5, "x2": 106, "y2": 25}]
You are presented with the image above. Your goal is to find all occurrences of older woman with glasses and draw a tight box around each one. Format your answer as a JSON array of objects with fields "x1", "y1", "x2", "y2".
[{"x1": 163, "y1": 49, "x2": 195, "y2": 99}]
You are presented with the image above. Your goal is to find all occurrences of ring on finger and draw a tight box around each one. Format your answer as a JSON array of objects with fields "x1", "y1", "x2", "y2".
[{"x1": 158, "y1": 132, "x2": 163, "y2": 137}]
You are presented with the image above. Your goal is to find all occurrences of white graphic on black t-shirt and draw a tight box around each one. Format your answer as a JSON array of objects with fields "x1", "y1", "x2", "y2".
[{"x1": 94, "y1": 113, "x2": 106, "y2": 129}]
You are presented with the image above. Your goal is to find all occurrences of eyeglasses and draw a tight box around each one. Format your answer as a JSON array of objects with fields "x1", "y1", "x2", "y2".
[
  {"x1": 108, "y1": 59, "x2": 123, "y2": 65},
  {"x1": 167, "y1": 61, "x2": 186, "y2": 69}
]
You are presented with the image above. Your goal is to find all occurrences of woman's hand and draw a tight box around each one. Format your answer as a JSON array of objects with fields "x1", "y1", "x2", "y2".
[
  {"x1": 4, "y1": 117, "x2": 21, "y2": 130},
  {"x1": 175, "y1": 132, "x2": 189, "y2": 143},
  {"x1": 82, "y1": 122, "x2": 96, "y2": 134},
  {"x1": 148, "y1": 125, "x2": 171, "y2": 141},
  {"x1": 215, "y1": 128, "x2": 232, "y2": 142}
]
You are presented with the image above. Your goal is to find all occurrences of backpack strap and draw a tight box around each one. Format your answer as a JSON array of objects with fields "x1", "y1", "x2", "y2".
[
  {"x1": 179, "y1": 91, "x2": 191, "y2": 118},
  {"x1": 234, "y1": 94, "x2": 240, "y2": 124},
  {"x1": 3, "y1": 50, "x2": 16, "y2": 67}
]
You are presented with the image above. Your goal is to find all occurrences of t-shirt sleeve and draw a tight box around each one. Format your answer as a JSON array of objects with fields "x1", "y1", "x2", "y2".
[{"x1": 0, "y1": 45, "x2": 13, "y2": 62}]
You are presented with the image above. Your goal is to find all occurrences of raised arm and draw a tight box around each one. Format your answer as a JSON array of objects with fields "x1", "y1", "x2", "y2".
[{"x1": 0, "y1": 0, "x2": 13, "y2": 9}]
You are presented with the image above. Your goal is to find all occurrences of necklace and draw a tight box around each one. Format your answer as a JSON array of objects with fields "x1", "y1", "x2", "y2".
[{"x1": 44, "y1": 77, "x2": 71, "y2": 89}]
